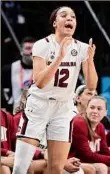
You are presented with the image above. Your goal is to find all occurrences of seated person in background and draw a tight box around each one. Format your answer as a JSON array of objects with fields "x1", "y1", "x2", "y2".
[
  {"x1": 67, "y1": 85, "x2": 97, "y2": 174},
  {"x1": 1, "y1": 110, "x2": 16, "y2": 156},
  {"x1": 73, "y1": 85, "x2": 97, "y2": 116},
  {"x1": 69, "y1": 96, "x2": 110, "y2": 174},
  {"x1": 74, "y1": 85, "x2": 110, "y2": 135},
  {"x1": 1, "y1": 109, "x2": 16, "y2": 174},
  {"x1": 1, "y1": 109, "x2": 34, "y2": 174}
]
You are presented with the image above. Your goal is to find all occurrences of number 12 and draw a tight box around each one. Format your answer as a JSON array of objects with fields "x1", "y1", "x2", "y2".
[{"x1": 54, "y1": 69, "x2": 69, "y2": 88}]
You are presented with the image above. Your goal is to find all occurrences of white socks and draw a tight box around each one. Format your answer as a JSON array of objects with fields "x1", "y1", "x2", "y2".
[{"x1": 12, "y1": 139, "x2": 36, "y2": 174}]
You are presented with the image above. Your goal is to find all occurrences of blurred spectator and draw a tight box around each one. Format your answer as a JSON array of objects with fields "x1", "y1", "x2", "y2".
[
  {"x1": 1, "y1": 109, "x2": 16, "y2": 174},
  {"x1": 73, "y1": 85, "x2": 110, "y2": 133},
  {"x1": 1, "y1": 109, "x2": 16, "y2": 156},
  {"x1": 1, "y1": 36, "x2": 35, "y2": 113},
  {"x1": 69, "y1": 96, "x2": 110, "y2": 174},
  {"x1": 66, "y1": 86, "x2": 97, "y2": 174},
  {"x1": 73, "y1": 85, "x2": 97, "y2": 116}
]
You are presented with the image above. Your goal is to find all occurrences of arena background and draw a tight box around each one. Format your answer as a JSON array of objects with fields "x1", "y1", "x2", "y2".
[{"x1": 1, "y1": 1, "x2": 110, "y2": 115}]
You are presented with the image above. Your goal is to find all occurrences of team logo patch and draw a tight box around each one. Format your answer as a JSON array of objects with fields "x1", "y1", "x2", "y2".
[
  {"x1": 71, "y1": 49, "x2": 78, "y2": 56},
  {"x1": 50, "y1": 51, "x2": 55, "y2": 59}
]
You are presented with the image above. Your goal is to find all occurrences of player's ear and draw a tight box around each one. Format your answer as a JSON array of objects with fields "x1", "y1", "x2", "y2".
[
  {"x1": 53, "y1": 21, "x2": 56, "y2": 28},
  {"x1": 76, "y1": 96, "x2": 81, "y2": 104}
]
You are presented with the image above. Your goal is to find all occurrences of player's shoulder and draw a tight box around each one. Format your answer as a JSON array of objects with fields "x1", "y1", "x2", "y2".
[
  {"x1": 0, "y1": 109, "x2": 13, "y2": 119},
  {"x1": 73, "y1": 116, "x2": 88, "y2": 128},
  {"x1": 33, "y1": 34, "x2": 51, "y2": 49},
  {"x1": 97, "y1": 122, "x2": 105, "y2": 131},
  {"x1": 73, "y1": 38, "x2": 89, "y2": 48},
  {"x1": 73, "y1": 116, "x2": 89, "y2": 135}
]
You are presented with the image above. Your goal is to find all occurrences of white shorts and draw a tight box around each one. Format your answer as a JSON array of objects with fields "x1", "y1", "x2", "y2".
[{"x1": 17, "y1": 94, "x2": 73, "y2": 142}]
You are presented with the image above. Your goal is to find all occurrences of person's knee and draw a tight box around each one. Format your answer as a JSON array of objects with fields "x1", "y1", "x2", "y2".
[
  {"x1": 83, "y1": 167, "x2": 96, "y2": 174},
  {"x1": 97, "y1": 163, "x2": 108, "y2": 173},
  {"x1": 81, "y1": 164, "x2": 96, "y2": 174},
  {"x1": 85, "y1": 165, "x2": 96, "y2": 174},
  {"x1": 94, "y1": 163, "x2": 108, "y2": 174}
]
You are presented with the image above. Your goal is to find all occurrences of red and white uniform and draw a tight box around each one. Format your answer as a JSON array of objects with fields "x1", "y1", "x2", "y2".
[
  {"x1": 30, "y1": 34, "x2": 88, "y2": 101},
  {"x1": 17, "y1": 34, "x2": 89, "y2": 142},
  {"x1": 1, "y1": 110, "x2": 16, "y2": 156},
  {"x1": 69, "y1": 116, "x2": 110, "y2": 166}
]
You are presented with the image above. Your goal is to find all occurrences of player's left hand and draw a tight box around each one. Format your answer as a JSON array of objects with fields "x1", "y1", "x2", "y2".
[
  {"x1": 1, "y1": 156, "x2": 14, "y2": 167},
  {"x1": 87, "y1": 44, "x2": 96, "y2": 63}
]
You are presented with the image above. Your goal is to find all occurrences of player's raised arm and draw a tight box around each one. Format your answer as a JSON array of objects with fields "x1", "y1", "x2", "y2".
[{"x1": 82, "y1": 38, "x2": 98, "y2": 90}]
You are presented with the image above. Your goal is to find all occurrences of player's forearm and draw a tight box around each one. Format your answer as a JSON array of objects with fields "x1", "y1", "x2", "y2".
[
  {"x1": 35, "y1": 56, "x2": 63, "y2": 88},
  {"x1": 86, "y1": 61, "x2": 98, "y2": 90}
]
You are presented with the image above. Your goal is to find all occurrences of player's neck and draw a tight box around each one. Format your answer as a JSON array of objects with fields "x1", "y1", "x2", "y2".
[
  {"x1": 55, "y1": 33, "x2": 72, "y2": 45},
  {"x1": 91, "y1": 123, "x2": 98, "y2": 131}
]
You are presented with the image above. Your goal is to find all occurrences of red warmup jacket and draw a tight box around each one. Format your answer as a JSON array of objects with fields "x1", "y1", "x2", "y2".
[
  {"x1": 14, "y1": 111, "x2": 43, "y2": 160},
  {"x1": 69, "y1": 116, "x2": 110, "y2": 166},
  {"x1": 1, "y1": 110, "x2": 16, "y2": 156}
]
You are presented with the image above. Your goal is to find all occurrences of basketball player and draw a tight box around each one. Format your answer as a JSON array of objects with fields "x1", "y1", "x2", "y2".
[{"x1": 12, "y1": 6, "x2": 98, "y2": 174}]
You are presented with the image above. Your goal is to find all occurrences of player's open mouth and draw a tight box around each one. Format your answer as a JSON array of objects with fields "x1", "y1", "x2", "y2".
[{"x1": 64, "y1": 24, "x2": 73, "y2": 30}]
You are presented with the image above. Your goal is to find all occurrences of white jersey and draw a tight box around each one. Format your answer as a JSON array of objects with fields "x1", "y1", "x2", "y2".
[{"x1": 29, "y1": 34, "x2": 89, "y2": 101}]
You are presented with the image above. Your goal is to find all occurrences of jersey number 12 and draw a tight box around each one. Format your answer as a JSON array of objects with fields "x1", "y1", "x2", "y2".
[{"x1": 54, "y1": 69, "x2": 69, "y2": 88}]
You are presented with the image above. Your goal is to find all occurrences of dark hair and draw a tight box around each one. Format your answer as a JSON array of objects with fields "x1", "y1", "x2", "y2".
[
  {"x1": 49, "y1": 6, "x2": 74, "y2": 33},
  {"x1": 85, "y1": 95, "x2": 107, "y2": 141},
  {"x1": 77, "y1": 86, "x2": 86, "y2": 96},
  {"x1": 21, "y1": 36, "x2": 36, "y2": 47},
  {"x1": 75, "y1": 86, "x2": 86, "y2": 106}
]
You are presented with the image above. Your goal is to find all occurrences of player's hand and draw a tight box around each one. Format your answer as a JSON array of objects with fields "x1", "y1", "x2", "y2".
[
  {"x1": 87, "y1": 38, "x2": 96, "y2": 63},
  {"x1": 7, "y1": 150, "x2": 15, "y2": 157},
  {"x1": 59, "y1": 37, "x2": 72, "y2": 58},
  {"x1": 64, "y1": 157, "x2": 81, "y2": 173},
  {"x1": 1, "y1": 156, "x2": 14, "y2": 167}
]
